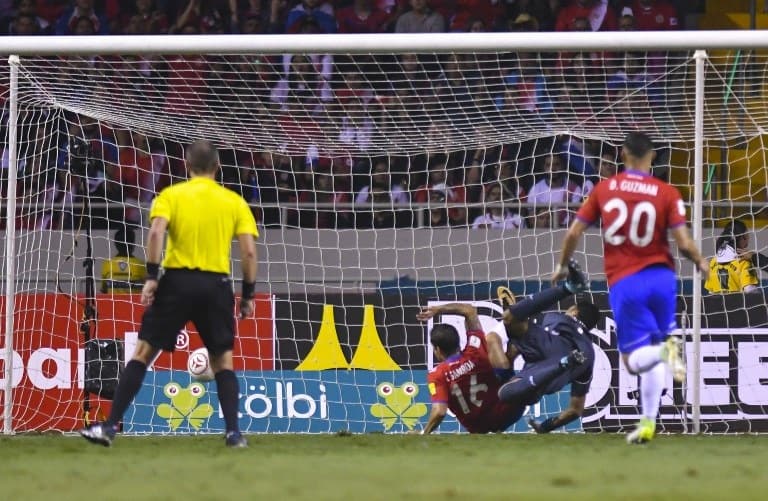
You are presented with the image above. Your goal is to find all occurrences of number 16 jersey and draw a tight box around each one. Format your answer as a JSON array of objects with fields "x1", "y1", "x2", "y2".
[
  {"x1": 575, "y1": 169, "x2": 688, "y2": 286},
  {"x1": 428, "y1": 330, "x2": 521, "y2": 433}
]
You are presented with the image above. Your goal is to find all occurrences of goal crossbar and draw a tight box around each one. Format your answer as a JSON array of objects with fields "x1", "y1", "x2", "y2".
[{"x1": 1, "y1": 31, "x2": 768, "y2": 55}]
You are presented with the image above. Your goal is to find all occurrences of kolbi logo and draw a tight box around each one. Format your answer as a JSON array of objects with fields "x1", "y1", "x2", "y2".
[{"x1": 225, "y1": 382, "x2": 329, "y2": 419}]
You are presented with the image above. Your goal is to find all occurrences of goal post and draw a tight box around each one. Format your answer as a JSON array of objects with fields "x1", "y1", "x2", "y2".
[{"x1": 2, "y1": 31, "x2": 768, "y2": 435}]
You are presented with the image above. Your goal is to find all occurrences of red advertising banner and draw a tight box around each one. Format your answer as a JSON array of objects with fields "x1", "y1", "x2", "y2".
[{"x1": 0, "y1": 293, "x2": 274, "y2": 431}]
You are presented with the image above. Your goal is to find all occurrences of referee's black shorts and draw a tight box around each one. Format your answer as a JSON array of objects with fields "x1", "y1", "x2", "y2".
[{"x1": 139, "y1": 269, "x2": 235, "y2": 355}]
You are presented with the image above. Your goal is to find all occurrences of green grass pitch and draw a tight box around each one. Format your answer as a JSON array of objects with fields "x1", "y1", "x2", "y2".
[{"x1": 1, "y1": 434, "x2": 766, "y2": 500}]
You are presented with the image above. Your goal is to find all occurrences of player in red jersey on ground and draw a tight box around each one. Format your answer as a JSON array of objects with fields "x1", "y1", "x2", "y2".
[
  {"x1": 553, "y1": 131, "x2": 708, "y2": 444},
  {"x1": 417, "y1": 302, "x2": 522, "y2": 434},
  {"x1": 418, "y1": 260, "x2": 592, "y2": 434}
]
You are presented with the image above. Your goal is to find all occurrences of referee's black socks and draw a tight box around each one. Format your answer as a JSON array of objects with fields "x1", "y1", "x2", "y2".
[
  {"x1": 215, "y1": 370, "x2": 240, "y2": 434},
  {"x1": 106, "y1": 360, "x2": 148, "y2": 430},
  {"x1": 508, "y1": 285, "x2": 570, "y2": 322}
]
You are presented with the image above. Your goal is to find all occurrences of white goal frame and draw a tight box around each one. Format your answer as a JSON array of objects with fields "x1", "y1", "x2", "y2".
[{"x1": 5, "y1": 30, "x2": 768, "y2": 435}]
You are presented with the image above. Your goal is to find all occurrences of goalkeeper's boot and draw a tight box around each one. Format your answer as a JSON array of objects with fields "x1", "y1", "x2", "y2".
[
  {"x1": 497, "y1": 286, "x2": 516, "y2": 307},
  {"x1": 564, "y1": 259, "x2": 589, "y2": 294},
  {"x1": 225, "y1": 431, "x2": 248, "y2": 448},
  {"x1": 79, "y1": 422, "x2": 116, "y2": 447},
  {"x1": 661, "y1": 336, "x2": 686, "y2": 383},
  {"x1": 626, "y1": 417, "x2": 656, "y2": 445}
]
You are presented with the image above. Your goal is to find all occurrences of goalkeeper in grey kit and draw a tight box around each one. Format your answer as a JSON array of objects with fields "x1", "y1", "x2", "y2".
[{"x1": 496, "y1": 259, "x2": 600, "y2": 433}]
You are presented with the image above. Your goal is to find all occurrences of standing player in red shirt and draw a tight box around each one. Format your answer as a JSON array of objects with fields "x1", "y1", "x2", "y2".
[{"x1": 553, "y1": 132, "x2": 708, "y2": 444}]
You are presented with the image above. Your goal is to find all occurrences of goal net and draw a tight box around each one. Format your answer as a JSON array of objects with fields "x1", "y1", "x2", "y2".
[{"x1": 2, "y1": 36, "x2": 768, "y2": 434}]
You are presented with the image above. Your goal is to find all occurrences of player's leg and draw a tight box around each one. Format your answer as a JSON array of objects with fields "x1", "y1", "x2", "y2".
[
  {"x1": 80, "y1": 275, "x2": 188, "y2": 446},
  {"x1": 647, "y1": 268, "x2": 686, "y2": 382},
  {"x1": 498, "y1": 350, "x2": 585, "y2": 405},
  {"x1": 191, "y1": 274, "x2": 246, "y2": 447},
  {"x1": 506, "y1": 259, "x2": 588, "y2": 323},
  {"x1": 610, "y1": 269, "x2": 666, "y2": 444}
]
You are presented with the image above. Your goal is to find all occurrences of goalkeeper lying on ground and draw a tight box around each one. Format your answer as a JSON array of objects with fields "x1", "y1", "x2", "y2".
[
  {"x1": 418, "y1": 259, "x2": 597, "y2": 434},
  {"x1": 497, "y1": 259, "x2": 600, "y2": 433}
]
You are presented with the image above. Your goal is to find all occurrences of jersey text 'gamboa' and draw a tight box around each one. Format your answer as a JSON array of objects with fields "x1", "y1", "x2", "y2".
[{"x1": 576, "y1": 170, "x2": 687, "y2": 285}]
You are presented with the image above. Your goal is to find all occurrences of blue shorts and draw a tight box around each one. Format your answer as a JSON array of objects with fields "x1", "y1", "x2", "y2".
[{"x1": 609, "y1": 265, "x2": 677, "y2": 354}]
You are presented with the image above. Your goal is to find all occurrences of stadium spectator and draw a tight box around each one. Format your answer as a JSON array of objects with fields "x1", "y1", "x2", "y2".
[
  {"x1": 310, "y1": 170, "x2": 352, "y2": 228},
  {"x1": 35, "y1": 1, "x2": 69, "y2": 25},
  {"x1": 242, "y1": 8, "x2": 267, "y2": 33},
  {"x1": 336, "y1": 67, "x2": 374, "y2": 105},
  {"x1": 121, "y1": 0, "x2": 169, "y2": 34},
  {"x1": 169, "y1": 0, "x2": 229, "y2": 34},
  {"x1": 526, "y1": 154, "x2": 582, "y2": 227},
  {"x1": 271, "y1": 54, "x2": 333, "y2": 113},
  {"x1": 618, "y1": 12, "x2": 635, "y2": 30},
  {"x1": 9, "y1": 12, "x2": 40, "y2": 34},
  {"x1": 6, "y1": 0, "x2": 49, "y2": 34},
  {"x1": 507, "y1": 12, "x2": 539, "y2": 32},
  {"x1": 467, "y1": 17, "x2": 486, "y2": 32},
  {"x1": 621, "y1": 0, "x2": 678, "y2": 31},
  {"x1": 532, "y1": 206, "x2": 551, "y2": 229},
  {"x1": 101, "y1": 226, "x2": 146, "y2": 293},
  {"x1": 114, "y1": 130, "x2": 154, "y2": 225},
  {"x1": 496, "y1": 52, "x2": 552, "y2": 115},
  {"x1": 336, "y1": 0, "x2": 388, "y2": 33},
  {"x1": 449, "y1": 0, "x2": 500, "y2": 32},
  {"x1": 437, "y1": 53, "x2": 481, "y2": 127},
  {"x1": 55, "y1": 0, "x2": 109, "y2": 35},
  {"x1": 471, "y1": 182, "x2": 523, "y2": 229},
  {"x1": 581, "y1": 148, "x2": 619, "y2": 197},
  {"x1": 705, "y1": 220, "x2": 760, "y2": 294},
  {"x1": 338, "y1": 100, "x2": 375, "y2": 152},
  {"x1": 712, "y1": 219, "x2": 768, "y2": 281},
  {"x1": 72, "y1": 15, "x2": 97, "y2": 35},
  {"x1": 414, "y1": 157, "x2": 467, "y2": 226},
  {"x1": 395, "y1": 0, "x2": 445, "y2": 33},
  {"x1": 555, "y1": 0, "x2": 617, "y2": 32},
  {"x1": 163, "y1": 52, "x2": 209, "y2": 115},
  {"x1": 17, "y1": 126, "x2": 65, "y2": 230},
  {"x1": 505, "y1": 0, "x2": 556, "y2": 31},
  {"x1": 285, "y1": 0, "x2": 336, "y2": 33},
  {"x1": 355, "y1": 159, "x2": 408, "y2": 205}
]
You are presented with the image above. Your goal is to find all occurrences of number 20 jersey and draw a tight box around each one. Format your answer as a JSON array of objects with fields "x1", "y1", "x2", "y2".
[
  {"x1": 428, "y1": 330, "x2": 518, "y2": 433},
  {"x1": 575, "y1": 170, "x2": 688, "y2": 286}
]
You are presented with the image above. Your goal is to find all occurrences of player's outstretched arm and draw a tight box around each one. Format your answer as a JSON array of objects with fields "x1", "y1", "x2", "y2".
[
  {"x1": 422, "y1": 403, "x2": 448, "y2": 435},
  {"x1": 529, "y1": 395, "x2": 585, "y2": 434},
  {"x1": 416, "y1": 303, "x2": 481, "y2": 331},
  {"x1": 552, "y1": 220, "x2": 589, "y2": 285},
  {"x1": 670, "y1": 225, "x2": 709, "y2": 275},
  {"x1": 238, "y1": 233, "x2": 258, "y2": 319}
]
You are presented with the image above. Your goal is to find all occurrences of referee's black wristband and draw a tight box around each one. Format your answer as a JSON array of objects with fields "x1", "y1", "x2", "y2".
[
  {"x1": 146, "y1": 263, "x2": 160, "y2": 281},
  {"x1": 241, "y1": 281, "x2": 256, "y2": 299}
]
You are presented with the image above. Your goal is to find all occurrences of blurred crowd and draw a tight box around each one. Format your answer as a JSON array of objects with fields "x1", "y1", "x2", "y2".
[
  {"x1": 1, "y1": 0, "x2": 694, "y2": 231},
  {"x1": 0, "y1": 0, "x2": 693, "y2": 36}
]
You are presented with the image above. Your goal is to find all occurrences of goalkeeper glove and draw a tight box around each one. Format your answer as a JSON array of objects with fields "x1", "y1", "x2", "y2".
[{"x1": 528, "y1": 417, "x2": 558, "y2": 434}]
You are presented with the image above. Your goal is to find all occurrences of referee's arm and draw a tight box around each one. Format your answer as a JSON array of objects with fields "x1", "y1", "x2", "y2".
[
  {"x1": 238, "y1": 232, "x2": 258, "y2": 319},
  {"x1": 141, "y1": 216, "x2": 168, "y2": 306}
]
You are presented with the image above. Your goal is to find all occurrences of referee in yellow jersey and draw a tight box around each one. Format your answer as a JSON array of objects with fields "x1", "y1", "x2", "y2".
[{"x1": 80, "y1": 140, "x2": 258, "y2": 448}]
